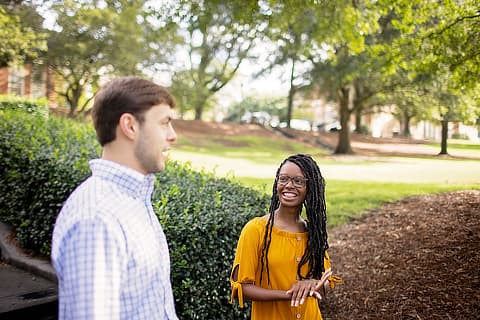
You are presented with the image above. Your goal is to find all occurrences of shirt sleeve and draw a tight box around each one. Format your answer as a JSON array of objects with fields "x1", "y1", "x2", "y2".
[
  {"x1": 230, "y1": 219, "x2": 263, "y2": 308},
  {"x1": 324, "y1": 251, "x2": 342, "y2": 289},
  {"x1": 57, "y1": 217, "x2": 127, "y2": 319}
]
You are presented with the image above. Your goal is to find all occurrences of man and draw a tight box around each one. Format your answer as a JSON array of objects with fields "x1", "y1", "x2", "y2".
[{"x1": 51, "y1": 76, "x2": 178, "y2": 319}]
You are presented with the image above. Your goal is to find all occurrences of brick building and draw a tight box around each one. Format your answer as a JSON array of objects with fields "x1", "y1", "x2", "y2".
[{"x1": 0, "y1": 63, "x2": 57, "y2": 108}]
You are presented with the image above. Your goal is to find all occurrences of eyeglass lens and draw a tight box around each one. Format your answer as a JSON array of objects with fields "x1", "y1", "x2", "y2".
[{"x1": 277, "y1": 175, "x2": 306, "y2": 187}]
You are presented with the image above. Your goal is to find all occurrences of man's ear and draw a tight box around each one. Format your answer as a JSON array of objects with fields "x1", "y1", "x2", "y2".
[{"x1": 118, "y1": 113, "x2": 138, "y2": 140}]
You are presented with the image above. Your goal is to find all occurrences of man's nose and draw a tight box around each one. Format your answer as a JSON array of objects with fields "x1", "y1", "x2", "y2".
[{"x1": 168, "y1": 124, "x2": 177, "y2": 142}]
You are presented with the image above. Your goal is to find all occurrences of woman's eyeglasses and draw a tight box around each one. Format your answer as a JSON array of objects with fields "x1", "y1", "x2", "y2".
[{"x1": 277, "y1": 175, "x2": 308, "y2": 188}]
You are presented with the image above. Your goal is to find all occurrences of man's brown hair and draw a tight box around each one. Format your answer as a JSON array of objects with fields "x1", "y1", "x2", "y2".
[{"x1": 92, "y1": 76, "x2": 175, "y2": 146}]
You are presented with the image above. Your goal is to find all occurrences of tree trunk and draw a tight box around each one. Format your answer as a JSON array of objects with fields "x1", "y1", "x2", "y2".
[
  {"x1": 402, "y1": 114, "x2": 411, "y2": 137},
  {"x1": 286, "y1": 59, "x2": 296, "y2": 128},
  {"x1": 439, "y1": 117, "x2": 448, "y2": 155},
  {"x1": 354, "y1": 104, "x2": 363, "y2": 133},
  {"x1": 286, "y1": 86, "x2": 295, "y2": 128},
  {"x1": 194, "y1": 95, "x2": 208, "y2": 120},
  {"x1": 194, "y1": 105, "x2": 202, "y2": 120},
  {"x1": 68, "y1": 85, "x2": 82, "y2": 117},
  {"x1": 335, "y1": 86, "x2": 354, "y2": 154}
]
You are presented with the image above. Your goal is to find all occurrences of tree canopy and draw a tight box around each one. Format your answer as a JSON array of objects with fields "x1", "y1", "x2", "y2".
[
  {"x1": 0, "y1": 3, "x2": 46, "y2": 66},
  {"x1": 4, "y1": 0, "x2": 479, "y2": 152},
  {"x1": 161, "y1": 0, "x2": 265, "y2": 120}
]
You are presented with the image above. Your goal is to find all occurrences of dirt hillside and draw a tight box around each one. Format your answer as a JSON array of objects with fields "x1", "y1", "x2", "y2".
[{"x1": 173, "y1": 120, "x2": 480, "y2": 159}]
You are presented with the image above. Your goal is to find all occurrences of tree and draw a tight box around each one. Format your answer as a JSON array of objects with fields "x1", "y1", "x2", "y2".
[
  {"x1": 161, "y1": 0, "x2": 264, "y2": 120},
  {"x1": 256, "y1": 2, "x2": 333, "y2": 128},
  {"x1": 385, "y1": 0, "x2": 480, "y2": 153},
  {"x1": 416, "y1": 0, "x2": 480, "y2": 90},
  {"x1": 0, "y1": 3, "x2": 46, "y2": 66},
  {"x1": 224, "y1": 95, "x2": 285, "y2": 123},
  {"x1": 309, "y1": 0, "x2": 479, "y2": 154},
  {"x1": 309, "y1": 1, "x2": 384, "y2": 154},
  {"x1": 45, "y1": 0, "x2": 170, "y2": 115},
  {"x1": 427, "y1": 77, "x2": 479, "y2": 155}
]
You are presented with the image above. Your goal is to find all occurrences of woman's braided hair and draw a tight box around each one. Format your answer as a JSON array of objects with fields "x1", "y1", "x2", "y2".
[{"x1": 259, "y1": 154, "x2": 328, "y2": 285}]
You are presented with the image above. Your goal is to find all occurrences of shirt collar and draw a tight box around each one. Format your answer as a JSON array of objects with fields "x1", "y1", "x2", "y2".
[{"x1": 89, "y1": 159, "x2": 155, "y2": 200}]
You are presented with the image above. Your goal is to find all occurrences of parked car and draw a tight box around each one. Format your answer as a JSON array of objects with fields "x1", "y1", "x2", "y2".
[
  {"x1": 317, "y1": 121, "x2": 341, "y2": 132},
  {"x1": 278, "y1": 119, "x2": 312, "y2": 131}
]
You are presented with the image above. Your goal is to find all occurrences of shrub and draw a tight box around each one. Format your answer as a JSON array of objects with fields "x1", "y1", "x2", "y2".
[
  {"x1": 451, "y1": 132, "x2": 469, "y2": 140},
  {"x1": 355, "y1": 124, "x2": 370, "y2": 135},
  {"x1": 0, "y1": 95, "x2": 49, "y2": 116},
  {"x1": 0, "y1": 110, "x2": 99, "y2": 255},
  {"x1": 154, "y1": 163, "x2": 267, "y2": 319},
  {"x1": 1, "y1": 109, "x2": 269, "y2": 319}
]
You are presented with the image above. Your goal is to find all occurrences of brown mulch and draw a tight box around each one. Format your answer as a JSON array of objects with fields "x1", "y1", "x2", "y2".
[{"x1": 321, "y1": 190, "x2": 480, "y2": 320}]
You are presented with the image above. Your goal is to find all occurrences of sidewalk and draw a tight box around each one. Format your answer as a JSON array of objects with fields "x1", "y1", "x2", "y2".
[{"x1": 0, "y1": 222, "x2": 58, "y2": 317}]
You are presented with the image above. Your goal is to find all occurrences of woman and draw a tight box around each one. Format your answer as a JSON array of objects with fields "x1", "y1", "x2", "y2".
[{"x1": 230, "y1": 154, "x2": 341, "y2": 320}]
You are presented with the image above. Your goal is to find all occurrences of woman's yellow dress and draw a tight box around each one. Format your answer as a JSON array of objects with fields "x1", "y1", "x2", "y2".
[{"x1": 230, "y1": 217, "x2": 341, "y2": 320}]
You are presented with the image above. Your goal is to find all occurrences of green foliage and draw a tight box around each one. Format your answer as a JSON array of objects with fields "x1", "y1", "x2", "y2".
[
  {"x1": 0, "y1": 95, "x2": 49, "y2": 116},
  {"x1": 451, "y1": 133, "x2": 469, "y2": 140},
  {"x1": 0, "y1": 110, "x2": 99, "y2": 255},
  {"x1": 0, "y1": 109, "x2": 269, "y2": 319},
  {"x1": 355, "y1": 124, "x2": 370, "y2": 135},
  {"x1": 46, "y1": 0, "x2": 169, "y2": 115},
  {"x1": 154, "y1": 162, "x2": 267, "y2": 319},
  {"x1": 0, "y1": 5, "x2": 47, "y2": 66},
  {"x1": 163, "y1": 0, "x2": 265, "y2": 120},
  {"x1": 404, "y1": 0, "x2": 480, "y2": 90},
  {"x1": 224, "y1": 95, "x2": 286, "y2": 123}
]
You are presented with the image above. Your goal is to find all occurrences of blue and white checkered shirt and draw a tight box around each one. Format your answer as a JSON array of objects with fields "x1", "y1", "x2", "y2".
[{"x1": 51, "y1": 159, "x2": 178, "y2": 320}]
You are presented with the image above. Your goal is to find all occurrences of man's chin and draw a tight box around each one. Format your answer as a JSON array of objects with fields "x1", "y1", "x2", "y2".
[
  {"x1": 155, "y1": 158, "x2": 167, "y2": 172},
  {"x1": 157, "y1": 163, "x2": 166, "y2": 172}
]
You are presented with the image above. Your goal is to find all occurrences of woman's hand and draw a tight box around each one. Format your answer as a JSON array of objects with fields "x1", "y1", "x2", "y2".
[{"x1": 286, "y1": 268, "x2": 333, "y2": 307}]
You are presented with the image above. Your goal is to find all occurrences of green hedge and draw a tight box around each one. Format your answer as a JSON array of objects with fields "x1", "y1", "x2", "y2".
[
  {"x1": 155, "y1": 163, "x2": 264, "y2": 319},
  {"x1": 0, "y1": 110, "x2": 99, "y2": 254},
  {"x1": 0, "y1": 108, "x2": 267, "y2": 319},
  {"x1": 0, "y1": 95, "x2": 49, "y2": 116}
]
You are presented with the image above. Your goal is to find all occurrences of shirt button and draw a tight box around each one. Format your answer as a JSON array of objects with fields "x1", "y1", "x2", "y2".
[
  {"x1": 296, "y1": 257, "x2": 301, "y2": 262},
  {"x1": 296, "y1": 314, "x2": 301, "y2": 319},
  {"x1": 296, "y1": 236, "x2": 302, "y2": 241}
]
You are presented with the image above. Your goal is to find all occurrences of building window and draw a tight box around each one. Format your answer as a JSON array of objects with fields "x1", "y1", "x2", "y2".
[
  {"x1": 31, "y1": 64, "x2": 46, "y2": 98},
  {"x1": 8, "y1": 66, "x2": 24, "y2": 95}
]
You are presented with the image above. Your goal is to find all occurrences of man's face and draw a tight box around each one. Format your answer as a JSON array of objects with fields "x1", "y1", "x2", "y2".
[{"x1": 134, "y1": 103, "x2": 176, "y2": 174}]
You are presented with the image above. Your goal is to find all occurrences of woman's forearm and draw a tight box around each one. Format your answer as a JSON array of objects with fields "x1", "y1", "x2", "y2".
[{"x1": 242, "y1": 283, "x2": 292, "y2": 301}]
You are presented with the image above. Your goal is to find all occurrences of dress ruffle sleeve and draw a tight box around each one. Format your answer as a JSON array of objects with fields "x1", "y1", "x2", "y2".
[
  {"x1": 324, "y1": 251, "x2": 342, "y2": 289},
  {"x1": 230, "y1": 218, "x2": 263, "y2": 308}
]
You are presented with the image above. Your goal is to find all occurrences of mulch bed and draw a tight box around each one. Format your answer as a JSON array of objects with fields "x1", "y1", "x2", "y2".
[{"x1": 321, "y1": 190, "x2": 480, "y2": 320}]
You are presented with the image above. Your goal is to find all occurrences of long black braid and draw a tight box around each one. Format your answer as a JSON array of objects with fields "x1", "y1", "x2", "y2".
[{"x1": 259, "y1": 154, "x2": 329, "y2": 285}]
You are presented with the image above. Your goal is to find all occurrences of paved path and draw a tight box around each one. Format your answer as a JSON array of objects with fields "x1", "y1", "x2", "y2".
[
  {"x1": 170, "y1": 150, "x2": 480, "y2": 184},
  {"x1": 0, "y1": 222, "x2": 57, "y2": 317},
  {"x1": 0, "y1": 263, "x2": 57, "y2": 314}
]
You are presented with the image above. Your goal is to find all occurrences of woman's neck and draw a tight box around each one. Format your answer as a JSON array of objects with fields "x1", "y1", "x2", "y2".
[{"x1": 273, "y1": 207, "x2": 306, "y2": 232}]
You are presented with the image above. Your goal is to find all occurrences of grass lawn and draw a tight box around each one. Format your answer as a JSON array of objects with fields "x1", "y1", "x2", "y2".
[
  {"x1": 171, "y1": 133, "x2": 480, "y2": 227},
  {"x1": 235, "y1": 176, "x2": 479, "y2": 227},
  {"x1": 176, "y1": 135, "x2": 327, "y2": 165},
  {"x1": 427, "y1": 138, "x2": 480, "y2": 151}
]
